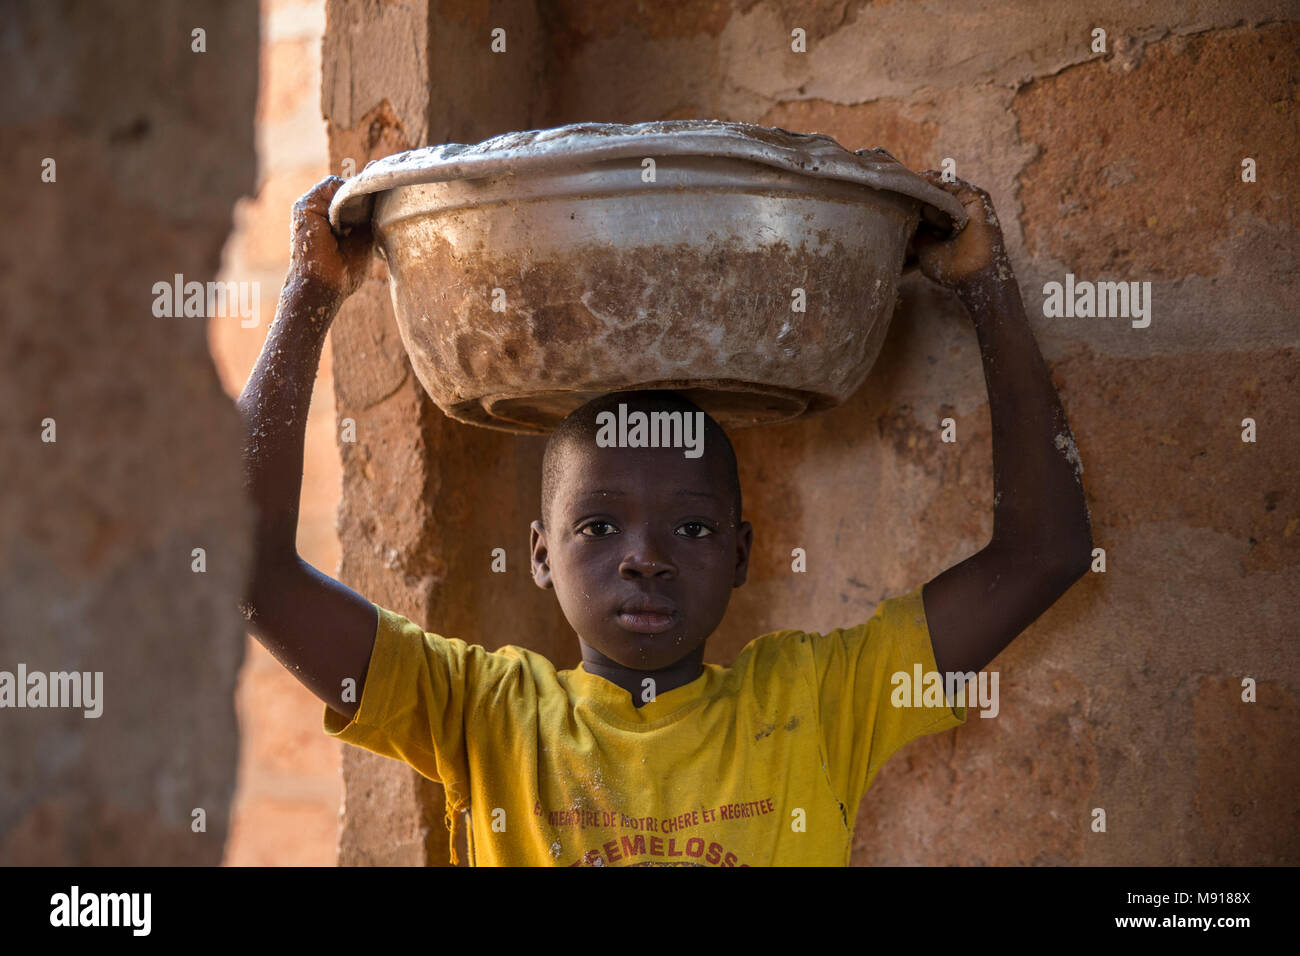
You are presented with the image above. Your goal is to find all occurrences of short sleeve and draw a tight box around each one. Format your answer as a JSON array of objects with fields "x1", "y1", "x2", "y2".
[
  {"x1": 321, "y1": 604, "x2": 515, "y2": 809},
  {"x1": 810, "y1": 584, "x2": 966, "y2": 823}
]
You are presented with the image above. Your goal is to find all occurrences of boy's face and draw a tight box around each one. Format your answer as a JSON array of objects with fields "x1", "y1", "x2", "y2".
[{"x1": 530, "y1": 440, "x2": 752, "y2": 674}]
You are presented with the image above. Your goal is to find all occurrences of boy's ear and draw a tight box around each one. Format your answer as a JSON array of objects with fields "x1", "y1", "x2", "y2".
[
  {"x1": 733, "y1": 519, "x2": 753, "y2": 588},
  {"x1": 529, "y1": 520, "x2": 553, "y2": 590}
]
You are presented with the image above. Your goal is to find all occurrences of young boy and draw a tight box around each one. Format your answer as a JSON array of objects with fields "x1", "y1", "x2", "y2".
[{"x1": 237, "y1": 172, "x2": 1092, "y2": 866}]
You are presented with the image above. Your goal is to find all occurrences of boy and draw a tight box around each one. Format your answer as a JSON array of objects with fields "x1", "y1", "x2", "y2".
[{"x1": 237, "y1": 172, "x2": 1092, "y2": 866}]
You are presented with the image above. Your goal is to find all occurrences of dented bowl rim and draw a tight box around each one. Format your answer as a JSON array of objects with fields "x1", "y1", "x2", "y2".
[{"x1": 328, "y1": 119, "x2": 970, "y2": 234}]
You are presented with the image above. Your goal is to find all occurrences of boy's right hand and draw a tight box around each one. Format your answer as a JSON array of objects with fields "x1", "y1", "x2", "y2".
[{"x1": 288, "y1": 175, "x2": 374, "y2": 304}]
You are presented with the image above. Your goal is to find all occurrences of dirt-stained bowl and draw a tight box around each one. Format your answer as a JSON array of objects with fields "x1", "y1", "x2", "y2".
[{"x1": 330, "y1": 120, "x2": 967, "y2": 434}]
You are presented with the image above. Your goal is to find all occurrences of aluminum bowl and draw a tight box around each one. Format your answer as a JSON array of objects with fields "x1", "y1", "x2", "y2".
[{"x1": 330, "y1": 120, "x2": 967, "y2": 434}]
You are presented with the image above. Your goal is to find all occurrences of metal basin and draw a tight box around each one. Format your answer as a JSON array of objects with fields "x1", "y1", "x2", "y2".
[{"x1": 330, "y1": 120, "x2": 967, "y2": 434}]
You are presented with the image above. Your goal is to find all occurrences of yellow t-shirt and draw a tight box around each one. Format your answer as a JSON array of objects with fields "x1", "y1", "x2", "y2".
[{"x1": 323, "y1": 584, "x2": 965, "y2": 866}]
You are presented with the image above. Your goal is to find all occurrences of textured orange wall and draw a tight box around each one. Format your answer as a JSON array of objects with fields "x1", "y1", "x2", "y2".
[{"x1": 321, "y1": 1, "x2": 1298, "y2": 865}]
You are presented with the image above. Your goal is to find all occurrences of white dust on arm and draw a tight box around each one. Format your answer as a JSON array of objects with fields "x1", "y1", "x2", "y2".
[{"x1": 1054, "y1": 431, "x2": 1084, "y2": 481}]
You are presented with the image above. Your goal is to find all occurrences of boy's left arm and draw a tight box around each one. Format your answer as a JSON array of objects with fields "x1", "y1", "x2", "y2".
[{"x1": 909, "y1": 173, "x2": 1093, "y2": 677}]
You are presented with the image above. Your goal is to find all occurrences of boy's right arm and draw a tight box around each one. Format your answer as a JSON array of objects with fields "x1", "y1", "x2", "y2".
[{"x1": 237, "y1": 176, "x2": 377, "y2": 721}]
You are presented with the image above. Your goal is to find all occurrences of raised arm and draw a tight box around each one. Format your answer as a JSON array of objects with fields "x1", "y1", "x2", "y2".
[
  {"x1": 910, "y1": 173, "x2": 1093, "y2": 678},
  {"x1": 237, "y1": 176, "x2": 378, "y2": 720}
]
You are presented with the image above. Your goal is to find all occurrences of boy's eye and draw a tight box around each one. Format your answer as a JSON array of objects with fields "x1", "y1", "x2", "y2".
[
  {"x1": 578, "y1": 521, "x2": 713, "y2": 538},
  {"x1": 677, "y1": 521, "x2": 714, "y2": 538}
]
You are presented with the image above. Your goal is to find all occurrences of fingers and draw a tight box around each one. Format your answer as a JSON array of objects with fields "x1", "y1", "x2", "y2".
[
  {"x1": 917, "y1": 169, "x2": 989, "y2": 207},
  {"x1": 294, "y1": 175, "x2": 345, "y2": 214},
  {"x1": 917, "y1": 170, "x2": 1004, "y2": 236},
  {"x1": 338, "y1": 220, "x2": 376, "y2": 280},
  {"x1": 916, "y1": 168, "x2": 975, "y2": 191},
  {"x1": 290, "y1": 176, "x2": 346, "y2": 236},
  {"x1": 918, "y1": 202, "x2": 952, "y2": 232}
]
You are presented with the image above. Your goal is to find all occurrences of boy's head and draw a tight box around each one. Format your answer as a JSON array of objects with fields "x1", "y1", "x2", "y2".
[{"x1": 530, "y1": 390, "x2": 753, "y2": 673}]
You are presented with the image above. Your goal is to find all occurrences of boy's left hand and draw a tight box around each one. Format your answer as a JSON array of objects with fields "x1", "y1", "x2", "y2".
[{"x1": 909, "y1": 172, "x2": 1010, "y2": 289}]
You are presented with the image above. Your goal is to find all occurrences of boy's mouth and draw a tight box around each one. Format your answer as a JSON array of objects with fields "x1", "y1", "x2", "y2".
[{"x1": 617, "y1": 598, "x2": 678, "y2": 634}]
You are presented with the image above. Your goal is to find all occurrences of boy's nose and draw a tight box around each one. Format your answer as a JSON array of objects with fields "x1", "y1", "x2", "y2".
[
  {"x1": 619, "y1": 538, "x2": 676, "y2": 578},
  {"x1": 619, "y1": 556, "x2": 675, "y2": 578}
]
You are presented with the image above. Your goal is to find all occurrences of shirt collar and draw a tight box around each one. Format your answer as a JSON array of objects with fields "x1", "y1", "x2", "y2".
[{"x1": 564, "y1": 662, "x2": 719, "y2": 725}]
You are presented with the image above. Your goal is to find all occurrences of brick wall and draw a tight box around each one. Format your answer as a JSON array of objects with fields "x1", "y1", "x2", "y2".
[{"x1": 319, "y1": 1, "x2": 1298, "y2": 865}]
